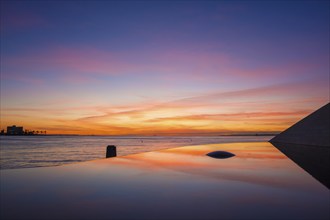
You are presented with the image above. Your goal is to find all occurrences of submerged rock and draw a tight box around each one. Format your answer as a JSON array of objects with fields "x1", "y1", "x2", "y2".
[{"x1": 206, "y1": 151, "x2": 235, "y2": 159}]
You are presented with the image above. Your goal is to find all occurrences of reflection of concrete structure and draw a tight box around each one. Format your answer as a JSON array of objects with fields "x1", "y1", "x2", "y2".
[
  {"x1": 271, "y1": 142, "x2": 330, "y2": 188},
  {"x1": 0, "y1": 142, "x2": 329, "y2": 219},
  {"x1": 6, "y1": 125, "x2": 24, "y2": 135},
  {"x1": 270, "y1": 103, "x2": 330, "y2": 188}
]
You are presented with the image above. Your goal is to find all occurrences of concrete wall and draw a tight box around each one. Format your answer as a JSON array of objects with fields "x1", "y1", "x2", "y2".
[
  {"x1": 270, "y1": 103, "x2": 330, "y2": 147},
  {"x1": 270, "y1": 103, "x2": 330, "y2": 188}
]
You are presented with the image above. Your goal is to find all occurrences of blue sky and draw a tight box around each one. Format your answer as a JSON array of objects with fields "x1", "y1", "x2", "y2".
[{"x1": 1, "y1": 0, "x2": 329, "y2": 134}]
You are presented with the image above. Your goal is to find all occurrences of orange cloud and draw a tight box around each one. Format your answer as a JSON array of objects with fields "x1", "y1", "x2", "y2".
[{"x1": 1, "y1": 80, "x2": 328, "y2": 135}]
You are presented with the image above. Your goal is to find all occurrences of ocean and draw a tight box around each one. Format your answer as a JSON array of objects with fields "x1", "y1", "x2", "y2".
[{"x1": 0, "y1": 135, "x2": 272, "y2": 169}]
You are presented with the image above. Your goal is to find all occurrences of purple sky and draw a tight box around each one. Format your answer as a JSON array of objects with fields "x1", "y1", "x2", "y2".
[{"x1": 1, "y1": 1, "x2": 329, "y2": 135}]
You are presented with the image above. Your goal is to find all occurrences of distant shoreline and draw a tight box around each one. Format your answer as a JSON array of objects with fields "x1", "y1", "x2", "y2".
[{"x1": 0, "y1": 133, "x2": 278, "y2": 137}]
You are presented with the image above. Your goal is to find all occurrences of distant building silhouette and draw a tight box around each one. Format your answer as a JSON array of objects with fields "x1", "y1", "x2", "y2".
[{"x1": 7, "y1": 125, "x2": 24, "y2": 135}]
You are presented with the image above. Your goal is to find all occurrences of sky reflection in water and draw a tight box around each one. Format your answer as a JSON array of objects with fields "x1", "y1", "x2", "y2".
[{"x1": 1, "y1": 142, "x2": 329, "y2": 220}]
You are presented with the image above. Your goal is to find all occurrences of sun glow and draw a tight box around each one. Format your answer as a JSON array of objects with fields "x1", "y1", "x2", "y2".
[{"x1": 1, "y1": 1, "x2": 328, "y2": 135}]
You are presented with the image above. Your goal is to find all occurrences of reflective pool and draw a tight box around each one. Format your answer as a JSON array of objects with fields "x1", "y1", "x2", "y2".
[{"x1": 1, "y1": 142, "x2": 329, "y2": 219}]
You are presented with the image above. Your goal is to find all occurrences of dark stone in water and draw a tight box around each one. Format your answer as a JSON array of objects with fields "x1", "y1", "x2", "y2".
[
  {"x1": 106, "y1": 145, "x2": 117, "y2": 158},
  {"x1": 206, "y1": 151, "x2": 235, "y2": 159}
]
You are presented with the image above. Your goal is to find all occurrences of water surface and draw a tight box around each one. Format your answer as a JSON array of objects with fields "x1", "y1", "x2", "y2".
[
  {"x1": 1, "y1": 142, "x2": 328, "y2": 219},
  {"x1": 0, "y1": 135, "x2": 271, "y2": 169}
]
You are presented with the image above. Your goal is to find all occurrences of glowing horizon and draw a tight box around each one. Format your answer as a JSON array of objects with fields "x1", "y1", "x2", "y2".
[{"x1": 1, "y1": 1, "x2": 329, "y2": 135}]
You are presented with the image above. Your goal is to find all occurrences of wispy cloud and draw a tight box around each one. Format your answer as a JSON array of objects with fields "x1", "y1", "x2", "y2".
[
  {"x1": 3, "y1": 42, "x2": 328, "y2": 89},
  {"x1": 39, "y1": 82, "x2": 325, "y2": 134},
  {"x1": 1, "y1": 77, "x2": 327, "y2": 134},
  {"x1": 146, "y1": 110, "x2": 311, "y2": 122},
  {"x1": 2, "y1": 46, "x2": 231, "y2": 83}
]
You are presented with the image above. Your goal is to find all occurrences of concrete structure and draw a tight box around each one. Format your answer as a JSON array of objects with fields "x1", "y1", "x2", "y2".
[
  {"x1": 270, "y1": 103, "x2": 330, "y2": 188},
  {"x1": 1, "y1": 142, "x2": 329, "y2": 219},
  {"x1": 270, "y1": 103, "x2": 329, "y2": 146},
  {"x1": 6, "y1": 125, "x2": 24, "y2": 135}
]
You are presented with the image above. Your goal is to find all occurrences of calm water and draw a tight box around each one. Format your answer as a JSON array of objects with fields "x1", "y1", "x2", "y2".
[
  {"x1": 0, "y1": 135, "x2": 271, "y2": 169},
  {"x1": 1, "y1": 142, "x2": 328, "y2": 219}
]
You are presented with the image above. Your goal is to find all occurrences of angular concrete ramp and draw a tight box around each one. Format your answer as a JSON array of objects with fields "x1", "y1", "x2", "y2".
[
  {"x1": 270, "y1": 103, "x2": 329, "y2": 146},
  {"x1": 270, "y1": 103, "x2": 330, "y2": 188}
]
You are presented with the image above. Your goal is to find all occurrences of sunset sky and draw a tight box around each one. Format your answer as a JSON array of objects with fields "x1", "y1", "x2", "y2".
[{"x1": 1, "y1": 1, "x2": 329, "y2": 135}]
